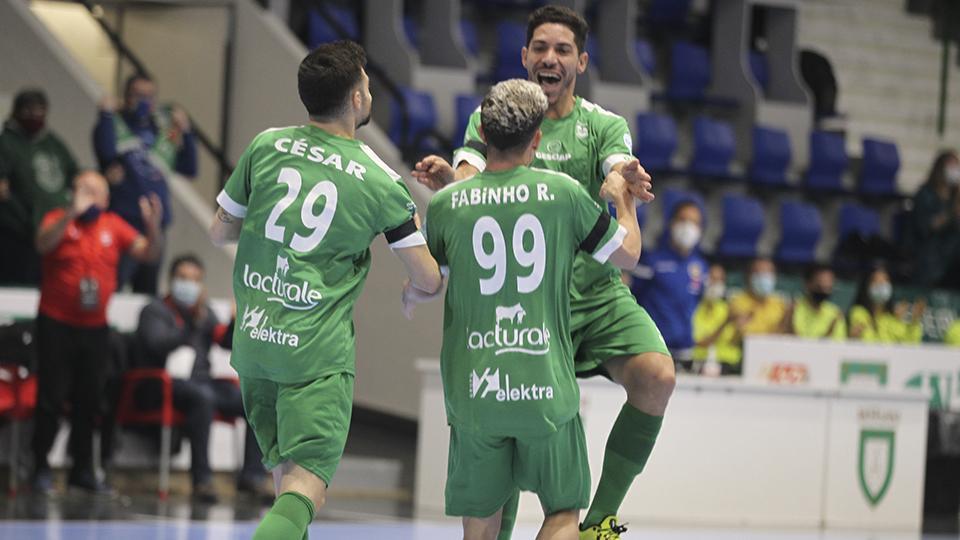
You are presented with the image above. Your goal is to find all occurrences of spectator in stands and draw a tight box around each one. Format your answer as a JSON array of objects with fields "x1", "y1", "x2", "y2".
[
  {"x1": 692, "y1": 263, "x2": 742, "y2": 375},
  {"x1": 93, "y1": 74, "x2": 197, "y2": 295},
  {"x1": 945, "y1": 319, "x2": 960, "y2": 346},
  {"x1": 135, "y1": 254, "x2": 268, "y2": 503},
  {"x1": 31, "y1": 171, "x2": 161, "y2": 494},
  {"x1": 848, "y1": 265, "x2": 924, "y2": 344},
  {"x1": 911, "y1": 150, "x2": 960, "y2": 288},
  {"x1": 0, "y1": 89, "x2": 78, "y2": 285},
  {"x1": 630, "y1": 200, "x2": 708, "y2": 372},
  {"x1": 729, "y1": 257, "x2": 788, "y2": 337},
  {"x1": 789, "y1": 264, "x2": 846, "y2": 340}
]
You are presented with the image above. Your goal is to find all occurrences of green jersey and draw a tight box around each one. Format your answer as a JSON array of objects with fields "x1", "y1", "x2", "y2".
[
  {"x1": 453, "y1": 97, "x2": 634, "y2": 301},
  {"x1": 426, "y1": 166, "x2": 625, "y2": 437},
  {"x1": 219, "y1": 125, "x2": 424, "y2": 383}
]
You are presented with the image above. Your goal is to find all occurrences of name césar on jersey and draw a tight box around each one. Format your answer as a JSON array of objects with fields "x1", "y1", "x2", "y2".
[{"x1": 272, "y1": 137, "x2": 368, "y2": 181}]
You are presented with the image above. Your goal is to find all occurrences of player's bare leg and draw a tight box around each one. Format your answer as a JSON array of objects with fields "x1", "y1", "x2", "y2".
[
  {"x1": 538, "y1": 510, "x2": 580, "y2": 540},
  {"x1": 463, "y1": 509, "x2": 504, "y2": 540},
  {"x1": 579, "y1": 351, "x2": 674, "y2": 537},
  {"x1": 254, "y1": 461, "x2": 326, "y2": 539}
]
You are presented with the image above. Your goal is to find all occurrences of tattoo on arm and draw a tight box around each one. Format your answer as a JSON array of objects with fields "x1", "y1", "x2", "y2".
[{"x1": 216, "y1": 207, "x2": 236, "y2": 224}]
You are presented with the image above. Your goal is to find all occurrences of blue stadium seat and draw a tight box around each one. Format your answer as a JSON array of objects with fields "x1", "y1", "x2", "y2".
[
  {"x1": 860, "y1": 138, "x2": 900, "y2": 196},
  {"x1": 586, "y1": 36, "x2": 600, "y2": 68},
  {"x1": 494, "y1": 21, "x2": 529, "y2": 82},
  {"x1": 716, "y1": 194, "x2": 764, "y2": 258},
  {"x1": 634, "y1": 112, "x2": 678, "y2": 173},
  {"x1": 690, "y1": 116, "x2": 735, "y2": 178},
  {"x1": 749, "y1": 125, "x2": 791, "y2": 186},
  {"x1": 667, "y1": 41, "x2": 711, "y2": 101},
  {"x1": 454, "y1": 94, "x2": 481, "y2": 145},
  {"x1": 307, "y1": 5, "x2": 359, "y2": 48},
  {"x1": 389, "y1": 87, "x2": 439, "y2": 154},
  {"x1": 648, "y1": 0, "x2": 692, "y2": 27},
  {"x1": 775, "y1": 201, "x2": 822, "y2": 264},
  {"x1": 634, "y1": 39, "x2": 656, "y2": 75},
  {"x1": 460, "y1": 19, "x2": 479, "y2": 57},
  {"x1": 749, "y1": 51, "x2": 769, "y2": 92},
  {"x1": 839, "y1": 203, "x2": 880, "y2": 241},
  {"x1": 805, "y1": 130, "x2": 848, "y2": 192}
]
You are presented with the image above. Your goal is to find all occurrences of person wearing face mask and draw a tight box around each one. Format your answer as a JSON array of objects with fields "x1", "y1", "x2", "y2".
[
  {"x1": 0, "y1": 88, "x2": 78, "y2": 285},
  {"x1": 93, "y1": 73, "x2": 197, "y2": 295},
  {"x1": 629, "y1": 200, "x2": 708, "y2": 371},
  {"x1": 31, "y1": 171, "x2": 162, "y2": 494},
  {"x1": 909, "y1": 150, "x2": 960, "y2": 287},
  {"x1": 728, "y1": 257, "x2": 789, "y2": 337},
  {"x1": 848, "y1": 266, "x2": 924, "y2": 343},
  {"x1": 789, "y1": 264, "x2": 846, "y2": 340},
  {"x1": 692, "y1": 263, "x2": 743, "y2": 374},
  {"x1": 134, "y1": 254, "x2": 268, "y2": 503}
]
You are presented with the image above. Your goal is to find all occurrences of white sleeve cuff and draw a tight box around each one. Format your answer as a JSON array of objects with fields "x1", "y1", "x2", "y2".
[
  {"x1": 453, "y1": 149, "x2": 486, "y2": 173},
  {"x1": 389, "y1": 230, "x2": 427, "y2": 249},
  {"x1": 216, "y1": 190, "x2": 247, "y2": 218},
  {"x1": 591, "y1": 224, "x2": 627, "y2": 263},
  {"x1": 602, "y1": 154, "x2": 634, "y2": 177}
]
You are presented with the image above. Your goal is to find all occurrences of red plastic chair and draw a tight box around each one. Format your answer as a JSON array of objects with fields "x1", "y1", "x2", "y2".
[
  {"x1": 114, "y1": 368, "x2": 243, "y2": 499},
  {"x1": 0, "y1": 363, "x2": 37, "y2": 496}
]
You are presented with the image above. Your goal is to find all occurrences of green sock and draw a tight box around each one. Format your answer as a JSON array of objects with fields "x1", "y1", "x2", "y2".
[
  {"x1": 582, "y1": 404, "x2": 663, "y2": 529},
  {"x1": 253, "y1": 491, "x2": 315, "y2": 540},
  {"x1": 496, "y1": 490, "x2": 520, "y2": 540}
]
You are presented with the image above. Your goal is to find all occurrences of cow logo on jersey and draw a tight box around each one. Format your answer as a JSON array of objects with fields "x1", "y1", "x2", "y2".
[
  {"x1": 240, "y1": 304, "x2": 300, "y2": 348},
  {"x1": 469, "y1": 367, "x2": 555, "y2": 402},
  {"x1": 536, "y1": 140, "x2": 571, "y2": 162},
  {"x1": 466, "y1": 303, "x2": 551, "y2": 356},
  {"x1": 241, "y1": 256, "x2": 323, "y2": 311},
  {"x1": 576, "y1": 121, "x2": 588, "y2": 139}
]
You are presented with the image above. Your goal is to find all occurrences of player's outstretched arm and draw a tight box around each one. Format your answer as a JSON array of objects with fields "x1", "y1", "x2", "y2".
[
  {"x1": 209, "y1": 206, "x2": 243, "y2": 246},
  {"x1": 600, "y1": 171, "x2": 642, "y2": 269},
  {"x1": 411, "y1": 155, "x2": 456, "y2": 191}
]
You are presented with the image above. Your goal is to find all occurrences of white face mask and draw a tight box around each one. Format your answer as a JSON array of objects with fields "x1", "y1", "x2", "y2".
[
  {"x1": 946, "y1": 165, "x2": 960, "y2": 185},
  {"x1": 671, "y1": 221, "x2": 701, "y2": 251},
  {"x1": 868, "y1": 282, "x2": 892, "y2": 305},
  {"x1": 171, "y1": 279, "x2": 202, "y2": 307},
  {"x1": 705, "y1": 282, "x2": 726, "y2": 300}
]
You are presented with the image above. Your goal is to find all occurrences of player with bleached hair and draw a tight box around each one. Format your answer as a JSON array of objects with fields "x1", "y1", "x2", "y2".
[{"x1": 404, "y1": 78, "x2": 643, "y2": 540}]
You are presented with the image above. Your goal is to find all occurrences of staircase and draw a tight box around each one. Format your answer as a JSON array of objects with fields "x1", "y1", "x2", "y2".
[{"x1": 797, "y1": 0, "x2": 960, "y2": 193}]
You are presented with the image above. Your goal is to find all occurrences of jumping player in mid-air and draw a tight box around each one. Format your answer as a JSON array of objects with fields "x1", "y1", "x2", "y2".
[
  {"x1": 412, "y1": 6, "x2": 675, "y2": 539},
  {"x1": 405, "y1": 78, "x2": 643, "y2": 540},
  {"x1": 210, "y1": 40, "x2": 441, "y2": 539}
]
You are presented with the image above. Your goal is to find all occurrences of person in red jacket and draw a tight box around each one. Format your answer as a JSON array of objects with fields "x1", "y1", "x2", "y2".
[{"x1": 31, "y1": 170, "x2": 161, "y2": 494}]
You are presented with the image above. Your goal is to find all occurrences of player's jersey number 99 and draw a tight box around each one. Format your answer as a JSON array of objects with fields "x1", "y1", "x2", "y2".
[
  {"x1": 472, "y1": 214, "x2": 545, "y2": 295},
  {"x1": 264, "y1": 167, "x2": 338, "y2": 253}
]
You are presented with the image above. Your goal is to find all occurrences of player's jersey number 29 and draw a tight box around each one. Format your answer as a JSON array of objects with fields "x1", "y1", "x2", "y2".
[
  {"x1": 264, "y1": 167, "x2": 338, "y2": 253},
  {"x1": 472, "y1": 214, "x2": 545, "y2": 295}
]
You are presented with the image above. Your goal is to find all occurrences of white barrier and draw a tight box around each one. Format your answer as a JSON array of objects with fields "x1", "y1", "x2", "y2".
[
  {"x1": 414, "y1": 359, "x2": 928, "y2": 530},
  {"x1": 744, "y1": 335, "x2": 960, "y2": 411}
]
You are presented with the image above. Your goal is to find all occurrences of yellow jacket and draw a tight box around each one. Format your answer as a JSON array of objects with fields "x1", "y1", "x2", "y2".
[
  {"x1": 728, "y1": 291, "x2": 787, "y2": 336},
  {"x1": 945, "y1": 321, "x2": 960, "y2": 346},
  {"x1": 793, "y1": 297, "x2": 846, "y2": 340},
  {"x1": 848, "y1": 305, "x2": 923, "y2": 344},
  {"x1": 692, "y1": 300, "x2": 741, "y2": 364}
]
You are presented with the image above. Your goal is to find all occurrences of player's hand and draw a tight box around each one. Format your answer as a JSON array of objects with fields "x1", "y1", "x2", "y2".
[
  {"x1": 171, "y1": 105, "x2": 191, "y2": 133},
  {"x1": 893, "y1": 301, "x2": 910, "y2": 320},
  {"x1": 401, "y1": 278, "x2": 442, "y2": 320},
  {"x1": 411, "y1": 155, "x2": 455, "y2": 191},
  {"x1": 911, "y1": 299, "x2": 927, "y2": 321},
  {"x1": 599, "y1": 171, "x2": 630, "y2": 203},
  {"x1": 105, "y1": 163, "x2": 125, "y2": 185},
  {"x1": 71, "y1": 186, "x2": 97, "y2": 217},
  {"x1": 98, "y1": 95, "x2": 116, "y2": 113},
  {"x1": 618, "y1": 159, "x2": 655, "y2": 203},
  {"x1": 140, "y1": 193, "x2": 163, "y2": 230}
]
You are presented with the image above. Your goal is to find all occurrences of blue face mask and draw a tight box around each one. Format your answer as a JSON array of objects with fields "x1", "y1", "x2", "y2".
[
  {"x1": 133, "y1": 99, "x2": 153, "y2": 122},
  {"x1": 750, "y1": 272, "x2": 776, "y2": 297},
  {"x1": 77, "y1": 206, "x2": 102, "y2": 223}
]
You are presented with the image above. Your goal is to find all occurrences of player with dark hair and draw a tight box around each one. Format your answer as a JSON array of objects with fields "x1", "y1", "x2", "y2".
[
  {"x1": 210, "y1": 40, "x2": 441, "y2": 539},
  {"x1": 413, "y1": 6, "x2": 674, "y2": 539}
]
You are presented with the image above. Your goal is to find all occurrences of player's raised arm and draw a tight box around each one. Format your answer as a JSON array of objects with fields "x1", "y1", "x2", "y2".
[
  {"x1": 599, "y1": 171, "x2": 642, "y2": 269},
  {"x1": 394, "y1": 243, "x2": 442, "y2": 296}
]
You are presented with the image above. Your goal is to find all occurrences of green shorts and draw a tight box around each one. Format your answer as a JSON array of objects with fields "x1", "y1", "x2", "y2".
[
  {"x1": 239, "y1": 372, "x2": 354, "y2": 486},
  {"x1": 445, "y1": 415, "x2": 590, "y2": 518},
  {"x1": 571, "y1": 279, "x2": 670, "y2": 378}
]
